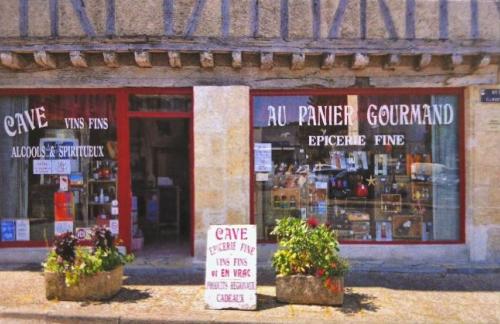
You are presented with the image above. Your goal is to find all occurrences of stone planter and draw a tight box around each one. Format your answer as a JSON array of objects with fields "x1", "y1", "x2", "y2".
[
  {"x1": 276, "y1": 274, "x2": 344, "y2": 306},
  {"x1": 45, "y1": 265, "x2": 123, "y2": 301}
]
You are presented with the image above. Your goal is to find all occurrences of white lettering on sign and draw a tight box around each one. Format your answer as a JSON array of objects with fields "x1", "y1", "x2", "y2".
[
  {"x1": 205, "y1": 225, "x2": 256, "y2": 310},
  {"x1": 366, "y1": 104, "x2": 454, "y2": 126},
  {"x1": 3, "y1": 107, "x2": 48, "y2": 137}
]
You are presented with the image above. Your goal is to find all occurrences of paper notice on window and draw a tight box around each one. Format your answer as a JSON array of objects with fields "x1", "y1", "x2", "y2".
[
  {"x1": 33, "y1": 159, "x2": 72, "y2": 175},
  {"x1": 109, "y1": 220, "x2": 119, "y2": 235},
  {"x1": 52, "y1": 160, "x2": 71, "y2": 174},
  {"x1": 33, "y1": 160, "x2": 51, "y2": 174},
  {"x1": 54, "y1": 221, "x2": 73, "y2": 235},
  {"x1": 255, "y1": 173, "x2": 269, "y2": 182},
  {"x1": 254, "y1": 143, "x2": 273, "y2": 172},
  {"x1": 15, "y1": 219, "x2": 30, "y2": 241}
]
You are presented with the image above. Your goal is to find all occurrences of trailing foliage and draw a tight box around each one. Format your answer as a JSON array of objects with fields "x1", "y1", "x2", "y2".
[
  {"x1": 43, "y1": 227, "x2": 134, "y2": 287},
  {"x1": 271, "y1": 217, "x2": 349, "y2": 292}
]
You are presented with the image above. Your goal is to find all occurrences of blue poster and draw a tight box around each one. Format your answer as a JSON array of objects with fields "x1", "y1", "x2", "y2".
[{"x1": 1, "y1": 219, "x2": 16, "y2": 241}]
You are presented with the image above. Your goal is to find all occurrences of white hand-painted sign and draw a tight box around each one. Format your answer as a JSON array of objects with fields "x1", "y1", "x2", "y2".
[{"x1": 205, "y1": 225, "x2": 257, "y2": 310}]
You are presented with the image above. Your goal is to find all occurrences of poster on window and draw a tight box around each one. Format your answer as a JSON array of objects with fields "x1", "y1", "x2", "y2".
[
  {"x1": 205, "y1": 225, "x2": 257, "y2": 310},
  {"x1": 254, "y1": 143, "x2": 273, "y2": 173},
  {"x1": 15, "y1": 219, "x2": 30, "y2": 241},
  {"x1": 1, "y1": 220, "x2": 16, "y2": 241},
  {"x1": 54, "y1": 221, "x2": 73, "y2": 236}
]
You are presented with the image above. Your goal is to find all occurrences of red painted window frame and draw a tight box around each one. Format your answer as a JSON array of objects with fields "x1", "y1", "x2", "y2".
[
  {"x1": 249, "y1": 87, "x2": 466, "y2": 245},
  {"x1": 0, "y1": 88, "x2": 195, "y2": 255}
]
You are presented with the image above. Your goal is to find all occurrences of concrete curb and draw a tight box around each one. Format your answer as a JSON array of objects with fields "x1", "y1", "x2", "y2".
[{"x1": 0, "y1": 310, "x2": 290, "y2": 324}]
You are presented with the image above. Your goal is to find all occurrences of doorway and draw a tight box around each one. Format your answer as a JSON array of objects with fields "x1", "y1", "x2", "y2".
[{"x1": 129, "y1": 118, "x2": 191, "y2": 257}]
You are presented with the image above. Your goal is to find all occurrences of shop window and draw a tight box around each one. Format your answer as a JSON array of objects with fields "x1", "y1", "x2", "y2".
[
  {"x1": 129, "y1": 94, "x2": 192, "y2": 112},
  {"x1": 252, "y1": 92, "x2": 462, "y2": 243},
  {"x1": 0, "y1": 95, "x2": 117, "y2": 242}
]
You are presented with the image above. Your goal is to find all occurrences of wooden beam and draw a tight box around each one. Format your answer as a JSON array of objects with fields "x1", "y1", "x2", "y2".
[
  {"x1": 200, "y1": 51, "x2": 214, "y2": 68},
  {"x1": 321, "y1": 53, "x2": 335, "y2": 70},
  {"x1": 290, "y1": 53, "x2": 305, "y2": 70},
  {"x1": 351, "y1": 53, "x2": 369, "y2": 70},
  {"x1": 231, "y1": 51, "x2": 242, "y2": 69},
  {"x1": 134, "y1": 51, "x2": 152, "y2": 68},
  {"x1": 34, "y1": 51, "x2": 56, "y2": 69},
  {"x1": 383, "y1": 54, "x2": 400, "y2": 70},
  {"x1": 446, "y1": 53, "x2": 463, "y2": 70},
  {"x1": 0, "y1": 39, "x2": 498, "y2": 56},
  {"x1": 103, "y1": 51, "x2": 119, "y2": 68},
  {"x1": 474, "y1": 54, "x2": 490, "y2": 69},
  {"x1": 69, "y1": 51, "x2": 88, "y2": 68},
  {"x1": 168, "y1": 51, "x2": 182, "y2": 68},
  {"x1": 416, "y1": 53, "x2": 432, "y2": 71},
  {"x1": 0, "y1": 52, "x2": 25, "y2": 70},
  {"x1": 260, "y1": 52, "x2": 273, "y2": 70}
]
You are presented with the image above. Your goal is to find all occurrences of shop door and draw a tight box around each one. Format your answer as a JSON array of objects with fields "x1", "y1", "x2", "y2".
[{"x1": 128, "y1": 117, "x2": 192, "y2": 256}]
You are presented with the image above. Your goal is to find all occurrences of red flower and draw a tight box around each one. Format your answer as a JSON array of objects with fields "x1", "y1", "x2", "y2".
[
  {"x1": 316, "y1": 268, "x2": 325, "y2": 277},
  {"x1": 307, "y1": 216, "x2": 319, "y2": 228}
]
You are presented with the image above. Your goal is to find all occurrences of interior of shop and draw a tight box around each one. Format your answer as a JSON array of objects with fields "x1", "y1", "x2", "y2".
[{"x1": 130, "y1": 118, "x2": 190, "y2": 254}]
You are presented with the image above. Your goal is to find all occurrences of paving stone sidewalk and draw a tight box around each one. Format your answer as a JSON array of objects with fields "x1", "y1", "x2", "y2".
[{"x1": 0, "y1": 264, "x2": 499, "y2": 324}]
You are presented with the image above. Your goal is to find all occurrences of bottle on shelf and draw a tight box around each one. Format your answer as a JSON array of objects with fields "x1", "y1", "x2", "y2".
[{"x1": 390, "y1": 172, "x2": 398, "y2": 194}]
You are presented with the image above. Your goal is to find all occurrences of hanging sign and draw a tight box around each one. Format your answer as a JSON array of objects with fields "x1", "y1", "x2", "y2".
[{"x1": 205, "y1": 225, "x2": 257, "y2": 310}]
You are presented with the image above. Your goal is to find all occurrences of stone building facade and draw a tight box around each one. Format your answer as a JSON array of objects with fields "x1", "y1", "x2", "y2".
[{"x1": 0, "y1": 0, "x2": 499, "y2": 265}]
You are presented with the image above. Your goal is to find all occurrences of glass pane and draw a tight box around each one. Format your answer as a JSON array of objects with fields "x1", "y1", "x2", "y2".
[
  {"x1": 0, "y1": 95, "x2": 117, "y2": 242},
  {"x1": 129, "y1": 94, "x2": 192, "y2": 112},
  {"x1": 253, "y1": 93, "x2": 461, "y2": 242}
]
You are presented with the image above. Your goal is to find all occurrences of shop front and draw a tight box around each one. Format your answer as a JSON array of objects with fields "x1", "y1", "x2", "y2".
[{"x1": 0, "y1": 0, "x2": 499, "y2": 266}]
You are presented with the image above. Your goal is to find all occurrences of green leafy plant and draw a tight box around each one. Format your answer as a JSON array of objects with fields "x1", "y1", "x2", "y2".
[
  {"x1": 271, "y1": 217, "x2": 349, "y2": 292},
  {"x1": 43, "y1": 227, "x2": 134, "y2": 287}
]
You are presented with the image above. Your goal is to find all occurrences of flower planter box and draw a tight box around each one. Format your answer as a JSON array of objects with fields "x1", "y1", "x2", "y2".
[
  {"x1": 45, "y1": 265, "x2": 123, "y2": 301},
  {"x1": 276, "y1": 274, "x2": 344, "y2": 306}
]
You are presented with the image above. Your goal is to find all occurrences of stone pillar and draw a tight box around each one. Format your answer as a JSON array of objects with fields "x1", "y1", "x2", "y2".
[
  {"x1": 193, "y1": 86, "x2": 250, "y2": 259},
  {"x1": 466, "y1": 85, "x2": 500, "y2": 262}
]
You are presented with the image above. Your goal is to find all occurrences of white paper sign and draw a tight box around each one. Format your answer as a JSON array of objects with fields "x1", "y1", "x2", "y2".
[
  {"x1": 254, "y1": 143, "x2": 273, "y2": 172},
  {"x1": 205, "y1": 225, "x2": 257, "y2": 310},
  {"x1": 15, "y1": 219, "x2": 30, "y2": 241},
  {"x1": 59, "y1": 176, "x2": 69, "y2": 191},
  {"x1": 54, "y1": 221, "x2": 73, "y2": 235},
  {"x1": 52, "y1": 160, "x2": 71, "y2": 174},
  {"x1": 255, "y1": 173, "x2": 269, "y2": 182},
  {"x1": 33, "y1": 159, "x2": 72, "y2": 175},
  {"x1": 109, "y1": 220, "x2": 119, "y2": 235},
  {"x1": 33, "y1": 160, "x2": 51, "y2": 174}
]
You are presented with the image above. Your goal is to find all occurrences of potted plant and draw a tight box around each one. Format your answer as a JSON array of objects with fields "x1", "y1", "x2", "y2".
[
  {"x1": 43, "y1": 226, "x2": 134, "y2": 301},
  {"x1": 271, "y1": 217, "x2": 349, "y2": 306}
]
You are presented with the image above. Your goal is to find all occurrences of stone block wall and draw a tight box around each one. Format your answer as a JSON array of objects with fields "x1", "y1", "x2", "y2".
[
  {"x1": 466, "y1": 85, "x2": 500, "y2": 263},
  {"x1": 193, "y1": 86, "x2": 250, "y2": 258}
]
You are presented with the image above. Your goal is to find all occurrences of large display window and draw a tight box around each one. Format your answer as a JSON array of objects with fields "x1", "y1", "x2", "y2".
[
  {"x1": 0, "y1": 95, "x2": 117, "y2": 243},
  {"x1": 252, "y1": 89, "x2": 464, "y2": 243}
]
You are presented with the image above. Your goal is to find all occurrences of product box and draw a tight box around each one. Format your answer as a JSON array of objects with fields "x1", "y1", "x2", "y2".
[
  {"x1": 393, "y1": 215, "x2": 422, "y2": 240},
  {"x1": 376, "y1": 221, "x2": 393, "y2": 241},
  {"x1": 381, "y1": 194, "x2": 402, "y2": 213}
]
